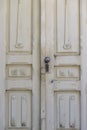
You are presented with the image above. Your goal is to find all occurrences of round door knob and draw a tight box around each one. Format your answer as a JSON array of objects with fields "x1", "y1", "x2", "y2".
[{"x1": 44, "y1": 57, "x2": 50, "y2": 63}]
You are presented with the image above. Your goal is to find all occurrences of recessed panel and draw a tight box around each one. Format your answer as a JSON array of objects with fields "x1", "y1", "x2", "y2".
[
  {"x1": 56, "y1": 0, "x2": 80, "y2": 55},
  {"x1": 59, "y1": 96, "x2": 66, "y2": 128},
  {"x1": 8, "y1": 91, "x2": 32, "y2": 128},
  {"x1": 55, "y1": 66, "x2": 80, "y2": 81},
  {"x1": 7, "y1": 0, "x2": 32, "y2": 53},
  {"x1": 6, "y1": 64, "x2": 32, "y2": 79},
  {"x1": 55, "y1": 92, "x2": 80, "y2": 129},
  {"x1": 10, "y1": 95, "x2": 17, "y2": 127}
]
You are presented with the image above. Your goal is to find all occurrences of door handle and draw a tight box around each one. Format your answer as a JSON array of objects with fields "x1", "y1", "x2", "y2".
[{"x1": 44, "y1": 57, "x2": 51, "y2": 72}]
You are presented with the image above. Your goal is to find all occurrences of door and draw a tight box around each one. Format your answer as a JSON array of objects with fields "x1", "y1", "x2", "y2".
[
  {"x1": 0, "y1": 0, "x2": 40, "y2": 130},
  {"x1": 0, "y1": 0, "x2": 87, "y2": 130},
  {"x1": 41, "y1": 0, "x2": 87, "y2": 130}
]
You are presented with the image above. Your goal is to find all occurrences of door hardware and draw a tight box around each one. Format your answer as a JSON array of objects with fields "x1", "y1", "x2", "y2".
[{"x1": 44, "y1": 57, "x2": 50, "y2": 72}]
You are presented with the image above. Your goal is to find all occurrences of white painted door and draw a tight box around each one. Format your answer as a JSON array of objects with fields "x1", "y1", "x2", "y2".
[
  {"x1": 41, "y1": 0, "x2": 87, "y2": 130},
  {"x1": 0, "y1": 0, "x2": 40, "y2": 130},
  {"x1": 0, "y1": 0, "x2": 87, "y2": 130}
]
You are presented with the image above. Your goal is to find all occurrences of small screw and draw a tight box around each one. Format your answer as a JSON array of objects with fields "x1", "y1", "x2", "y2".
[{"x1": 51, "y1": 80, "x2": 54, "y2": 83}]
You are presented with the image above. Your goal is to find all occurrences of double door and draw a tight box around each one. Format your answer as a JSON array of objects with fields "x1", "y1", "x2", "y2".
[{"x1": 0, "y1": 0, "x2": 87, "y2": 130}]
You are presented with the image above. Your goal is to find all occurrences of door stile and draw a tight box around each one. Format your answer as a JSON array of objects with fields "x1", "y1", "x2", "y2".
[
  {"x1": 0, "y1": 0, "x2": 6, "y2": 130},
  {"x1": 41, "y1": 0, "x2": 46, "y2": 129},
  {"x1": 81, "y1": 0, "x2": 87, "y2": 129},
  {"x1": 32, "y1": 0, "x2": 41, "y2": 130},
  {"x1": 45, "y1": 0, "x2": 55, "y2": 130}
]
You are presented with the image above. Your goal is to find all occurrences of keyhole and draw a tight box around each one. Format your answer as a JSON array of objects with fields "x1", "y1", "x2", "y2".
[{"x1": 45, "y1": 63, "x2": 49, "y2": 72}]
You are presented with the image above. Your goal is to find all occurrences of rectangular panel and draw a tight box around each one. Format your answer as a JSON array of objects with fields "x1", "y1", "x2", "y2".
[
  {"x1": 55, "y1": 65, "x2": 80, "y2": 80},
  {"x1": 59, "y1": 95, "x2": 66, "y2": 128},
  {"x1": 8, "y1": 91, "x2": 32, "y2": 129},
  {"x1": 56, "y1": 0, "x2": 80, "y2": 55},
  {"x1": 69, "y1": 96, "x2": 75, "y2": 128},
  {"x1": 21, "y1": 96, "x2": 27, "y2": 127},
  {"x1": 7, "y1": 0, "x2": 32, "y2": 53},
  {"x1": 21, "y1": 93, "x2": 31, "y2": 127},
  {"x1": 10, "y1": 95, "x2": 17, "y2": 127},
  {"x1": 6, "y1": 64, "x2": 32, "y2": 79},
  {"x1": 55, "y1": 92, "x2": 80, "y2": 129}
]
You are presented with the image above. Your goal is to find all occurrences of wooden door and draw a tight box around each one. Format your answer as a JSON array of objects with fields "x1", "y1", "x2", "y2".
[
  {"x1": 0, "y1": 0, "x2": 40, "y2": 130},
  {"x1": 41, "y1": 0, "x2": 87, "y2": 130},
  {"x1": 0, "y1": 0, "x2": 87, "y2": 130}
]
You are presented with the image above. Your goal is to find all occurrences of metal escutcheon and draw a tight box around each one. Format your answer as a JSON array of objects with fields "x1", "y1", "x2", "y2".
[{"x1": 44, "y1": 57, "x2": 51, "y2": 72}]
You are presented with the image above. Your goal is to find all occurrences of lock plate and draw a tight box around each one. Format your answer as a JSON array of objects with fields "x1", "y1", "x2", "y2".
[{"x1": 44, "y1": 57, "x2": 50, "y2": 72}]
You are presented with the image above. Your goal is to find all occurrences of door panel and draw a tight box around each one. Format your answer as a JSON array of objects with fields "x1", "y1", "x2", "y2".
[
  {"x1": 7, "y1": 0, "x2": 32, "y2": 53},
  {"x1": 56, "y1": 0, "x2": 80, "y2": 55},
  {"x1": 7, "y1": 91, "x2": 32, "y2": 129},
  {"x1": 55, "y1": 92, "x2": 80, "y2": 130}
]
